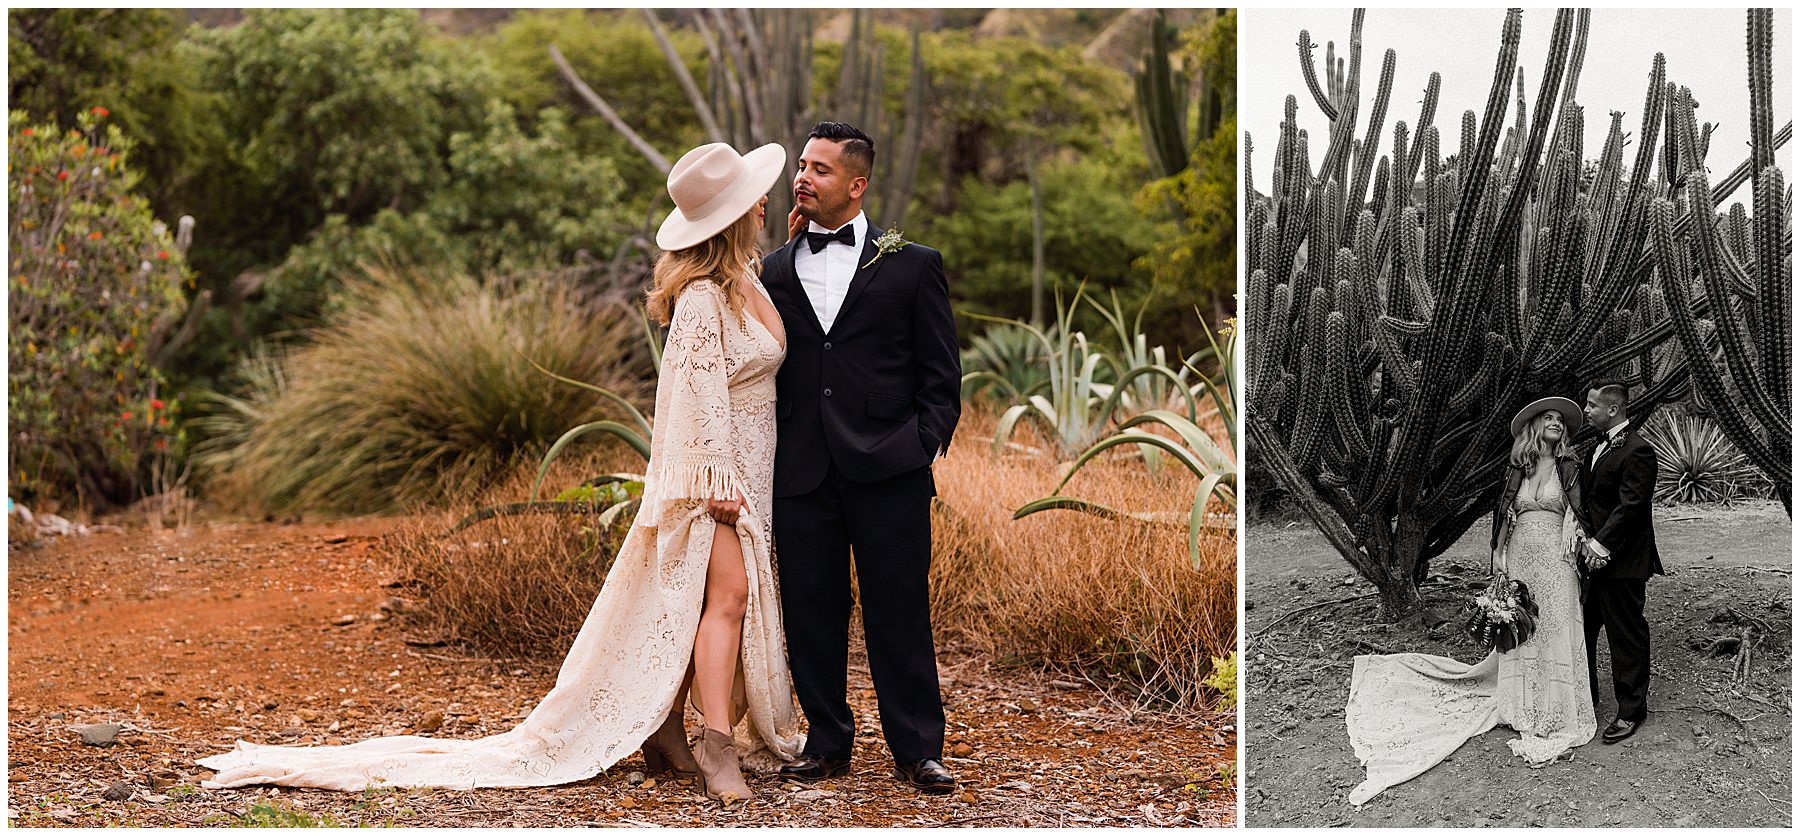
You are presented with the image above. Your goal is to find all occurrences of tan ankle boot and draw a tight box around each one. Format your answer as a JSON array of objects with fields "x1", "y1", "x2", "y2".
[
  {"x1": 693, "y1": 727, "x2": 753, "y2": 805},
  {"x1": 639, "y1": 710, "x2": 699, "y2": 776}
]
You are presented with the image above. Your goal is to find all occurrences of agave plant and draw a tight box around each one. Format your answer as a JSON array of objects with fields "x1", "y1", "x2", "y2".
[
  {"x1": 1089, "y1": 288, "x2": 1207, "y2": 415},
  {"x1": 960, "y1": 321, "x2": 1050, "y2": 405},
  {"x1": 1014, "y1": 315, "x2": 1239, "y2": 569},
  {"x1": 1641, "y1": 411, "x2": 1771, "y2": 505},
  {"x1": 980, "y1": 284, "x2": 1199, "y2": 460}
]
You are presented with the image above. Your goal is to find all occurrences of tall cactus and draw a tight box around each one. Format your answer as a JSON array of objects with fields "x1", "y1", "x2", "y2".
[
  {"x1": 553, "y1": 10, "x2": 930, "y2": 247},
  {"x1": 1134, "y1": 9, "x2": 1227, "y2": 181},
  {"x1": 1247, "y1": 9, "x2": 1793, "y2": 618}
]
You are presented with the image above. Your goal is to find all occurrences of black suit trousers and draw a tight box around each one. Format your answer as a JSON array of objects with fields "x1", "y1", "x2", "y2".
[
  {"x1": 1583, "y1": 576, "x2": 1650, "y2": 722},
  {"x1": 773, "y1": 460, "x2": 944, "y2": 764}
]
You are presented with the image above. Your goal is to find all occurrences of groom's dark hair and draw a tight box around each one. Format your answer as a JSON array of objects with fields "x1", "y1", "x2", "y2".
[
  {"x1": 1587, "y1": 378, "x2": 1630, "y2": 409},
  {"x1": 809, "y1": 121, "x2": 875, "y2": 177}
]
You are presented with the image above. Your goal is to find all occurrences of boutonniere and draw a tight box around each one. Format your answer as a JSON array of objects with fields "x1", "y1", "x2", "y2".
[{"x1": 861, "y1": 228, "x2": 908, "y2": 269}]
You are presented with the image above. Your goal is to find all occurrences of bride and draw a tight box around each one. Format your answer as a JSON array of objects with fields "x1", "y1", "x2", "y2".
[
  {"x1": 200, "y1": 141, "x2": 801, "y2": 805},
  {"x1": 1344, "y1": 396, "x2": 1597, "y2": 805}
]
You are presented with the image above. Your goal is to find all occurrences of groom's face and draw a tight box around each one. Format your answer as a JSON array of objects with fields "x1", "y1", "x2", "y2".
[
  {"x1": 1583, "y1": 390, "x2": 1617, "y2": 430},
  {"x1": 794, "y1": 138, "x2": 868, "y2": 225}
]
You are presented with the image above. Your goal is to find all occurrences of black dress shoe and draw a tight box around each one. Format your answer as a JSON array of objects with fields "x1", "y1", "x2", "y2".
[
  {"x1": 1601, "y1": 717, "x2": 1640, "y2": 744},
  {"x1": 894, "y1": 758, "x2": 955, "y2": 795},
  {"x1": 779, "y1": 753, "x2": 851, "y2": 782}
]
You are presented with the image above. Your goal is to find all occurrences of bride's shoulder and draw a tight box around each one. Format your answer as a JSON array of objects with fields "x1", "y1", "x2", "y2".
[{"x1": 674, "y1": 277, "x2": 728, "y2": 309}]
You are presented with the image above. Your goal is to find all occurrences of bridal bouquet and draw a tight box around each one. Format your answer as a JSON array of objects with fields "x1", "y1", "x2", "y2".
[{"x1": 1463, "y1": 575, "x2": 1539, "y2": 652}]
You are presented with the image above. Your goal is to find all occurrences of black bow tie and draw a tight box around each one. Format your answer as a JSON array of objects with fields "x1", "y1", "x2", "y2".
[{"x1": 805, "y1": 226, "x2": 856, "y2": 254}]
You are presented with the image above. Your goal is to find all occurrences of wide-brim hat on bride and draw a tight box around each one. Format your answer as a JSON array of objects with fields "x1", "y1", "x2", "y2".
[
  {"x1": 655, "y1": 142, "x2": 787, "y2": 251},
  {"x1": 1509, "y1": 396, "x2": 1581, "y2": 437}
]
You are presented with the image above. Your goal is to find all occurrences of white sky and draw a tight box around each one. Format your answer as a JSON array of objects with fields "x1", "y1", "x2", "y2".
[{"x1": 1240, "y1": 8, "x2": 1794, "y2": 209}]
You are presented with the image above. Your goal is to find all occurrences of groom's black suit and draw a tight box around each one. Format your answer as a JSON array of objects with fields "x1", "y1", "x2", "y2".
[
  {"x1": 762, "y1": 226, "x2": 961, "y2": 764},
  {"x1": 1579, "y1": 425, "x2": 1661, "y2": 724}
]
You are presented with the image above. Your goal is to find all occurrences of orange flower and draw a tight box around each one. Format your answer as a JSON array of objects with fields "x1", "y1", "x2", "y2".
[
  {"x1": 56, "y1": 171, "x2": 68, "y2": 181},
  {"x1": 20, "y1": 128, "x2": 32, "y2": 136},
  {"x1": 157, "y1": 250, "x2": 170, "y2": 261},
  {"x1": 151, "y1": 399, "x2": 165, "y2": 410},
  {"x1": 121, "y1": 411, "x2": 133, "y2": 420},
  {"x1": 88, "y1": 231, "x2": 102, "y2": 240},
  {"x1": 155, "y1": 438, "x2": 168, "y2": 450},
  {"x1": 90, "y1": 107, "x2": 109, "y2": 117}
]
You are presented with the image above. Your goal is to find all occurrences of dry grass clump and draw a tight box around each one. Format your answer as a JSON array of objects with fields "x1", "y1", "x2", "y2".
[
  {"x1": 930, "y1": 406, "x2": 1236, "y2": 711},
  {"x1": 380, "y1": 442, "x2": 645, "y2": 659},
  {"x1": 196, "y1": 267, "x2": 650, "y2": 516}
]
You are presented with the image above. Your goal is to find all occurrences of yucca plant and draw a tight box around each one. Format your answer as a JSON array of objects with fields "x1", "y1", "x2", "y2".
[
  {"x1": 1015, "y1": 315, "x2": 1238, "y2": 569},
  {"x1": 981, "y1": 284, "x2": 1198, "y2": 460},
  {"x1": 1641, "y1": 411, "x2": 1771, "y2": 505}
]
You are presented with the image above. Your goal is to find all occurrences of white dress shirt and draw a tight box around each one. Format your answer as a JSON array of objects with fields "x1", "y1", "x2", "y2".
[{"x1": 793, "y1": 211, "x2": 868, "y2": 333}]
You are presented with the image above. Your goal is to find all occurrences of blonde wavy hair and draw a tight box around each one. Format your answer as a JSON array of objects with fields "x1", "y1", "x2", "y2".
[
  {"x1": 1509, "y1": 409, "x2": 1572, "y2": 474},
  {"x1": 644, "y1": 210, "x2": 761, "y2": 326}
]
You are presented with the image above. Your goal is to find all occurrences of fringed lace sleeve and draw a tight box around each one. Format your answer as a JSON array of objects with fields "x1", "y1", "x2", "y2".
[{"x1": 640, "y1": 281, "x2": 742, "y2": 521}]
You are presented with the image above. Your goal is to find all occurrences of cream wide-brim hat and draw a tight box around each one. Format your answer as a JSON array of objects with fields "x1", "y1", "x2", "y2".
[
  {"x1": 1509, "y1": 396, "x2": 1581, "y2": 438},
  {"x1": 655, "y1": 142, "x2": 787, "y2": 252}
]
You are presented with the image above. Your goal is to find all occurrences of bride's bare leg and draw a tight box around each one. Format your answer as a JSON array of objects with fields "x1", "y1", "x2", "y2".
[{"x1": 694, "y1": 521, "x2": 749, "y2": 734}]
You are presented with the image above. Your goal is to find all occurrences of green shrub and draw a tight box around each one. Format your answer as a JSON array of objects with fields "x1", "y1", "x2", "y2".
[
  {"x1": 198, "y1": 266, "x2": 651, "y2": 515},
  {"x1": 8, "y1": 108, "x2": 189, "y2": 509},
  {"x1": 1202, "y1": 650, "x2": 1238, "y2": 711}
]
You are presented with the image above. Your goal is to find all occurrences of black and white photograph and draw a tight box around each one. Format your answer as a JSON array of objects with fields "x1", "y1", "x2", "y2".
[{"x1": 1240, "y1": 7, "x2": 1792, "y2": 827}]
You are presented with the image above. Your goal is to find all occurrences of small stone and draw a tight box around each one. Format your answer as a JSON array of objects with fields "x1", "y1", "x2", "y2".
[
  {"x1": 617, "y1": 797, "x2": 639, "y2": 810},
  {"x1": 997, "y1": 781, "x2": 1033, "y2": 792},
  {"x1": 640, "y1": 777, "x2": 657, "y2": 790},
  {"x1": 8, "y1": 770, "x2": 27, "y2": 783},
  {"x1": 324, "y1": 533, "x2": 349, "y2": 544},
  {"x1": 102, "y1": 781, "x2": 132, "y2": 801},
  {"x1": 415, "y1": 711, "x2": 444, "y2": 733},
  {"x1": 960, "y1": 790, "x2": 979, "y2": 804},
  {"x1": 76, "y1": 723, "x2": 122, "y2": 747},
  {"x1": 295, "y1": 709, "x2": 320, "y2": 723},
  {"x1": 277, "y1": 727, "x2": 304, "y2": 738},
  {"x1": 791, "y1": 789, "x2": 838, "y2": 803},
  {"x1": 950, "y1": 742, "x2": 975, "y2": 758},
  {"x1": 331, "y1": 614, "x2": 356, "y2": 626},
  {"x1": 626, "y1": 771, "x2": 647, "y2": 786}
]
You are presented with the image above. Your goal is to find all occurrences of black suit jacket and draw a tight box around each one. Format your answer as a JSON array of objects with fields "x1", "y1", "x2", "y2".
[
  {"x1": 1578, "y1": 427, "x2": 1663, "y2": 579},
  {"x1": 762, "y1": 228, "x2": 961, "y2": 497}
]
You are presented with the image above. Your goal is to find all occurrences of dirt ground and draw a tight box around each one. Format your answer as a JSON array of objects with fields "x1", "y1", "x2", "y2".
[
  {"x1": 6, "y1": 515, "x2": 1235, "y2": 827},
  {"x1": 1245, "y1": 501, "x2": 1791, "y2": 828}
]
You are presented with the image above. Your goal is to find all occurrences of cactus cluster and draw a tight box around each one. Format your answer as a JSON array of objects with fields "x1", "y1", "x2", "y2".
[
  {"x1": 1245, "y1": 9, "x2": 1792, "y2": 617},
  {"x1": 1134, "y1": 9, "x2": 1227, "y2": 181}
]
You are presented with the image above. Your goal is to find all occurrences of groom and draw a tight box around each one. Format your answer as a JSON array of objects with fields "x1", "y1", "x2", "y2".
[
  {"x1": 760, "y1": 122, "x2": 962, "y2": 794},
  {"x1": 1577, "y1": 380, "x2": 1662, "y2": 744}
]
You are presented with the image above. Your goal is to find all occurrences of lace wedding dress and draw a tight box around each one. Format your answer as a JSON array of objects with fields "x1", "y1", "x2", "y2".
[
  {"x1": 1344, "y1": 469, "x2": 1595, "y2": 805},
  {"x1": 200, "y1": 277, "x2": 804, "y2": 790}
]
